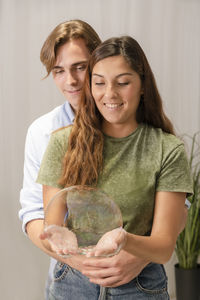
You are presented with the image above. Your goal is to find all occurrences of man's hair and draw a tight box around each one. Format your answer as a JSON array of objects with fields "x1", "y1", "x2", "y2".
[{"x1": 40, "y1": 19, "x2": 101, "y2": 77}]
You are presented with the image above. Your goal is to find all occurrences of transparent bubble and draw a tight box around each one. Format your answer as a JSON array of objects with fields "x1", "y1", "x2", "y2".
[{"x1": 44, "y1": 186, "x2": 124, "y2": 257}]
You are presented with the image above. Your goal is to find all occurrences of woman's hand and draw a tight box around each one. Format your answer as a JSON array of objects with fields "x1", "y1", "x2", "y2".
[
  {"x1": 86, "y1": 227, "x2": 127, "y2": 258},
  {"x1": 40, "y1": 225, "x2": 78, "y2": 256}
]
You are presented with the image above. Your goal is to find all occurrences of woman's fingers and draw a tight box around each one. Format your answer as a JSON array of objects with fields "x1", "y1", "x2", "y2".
[
  {"x1": 86, "y1": 227, "x2": 127, "y2": 257},
  {"x1": 41, "y1": 225, "x2": 78, "y2": 255}
]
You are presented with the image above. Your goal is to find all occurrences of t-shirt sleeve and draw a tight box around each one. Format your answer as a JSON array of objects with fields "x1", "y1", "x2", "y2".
[
  {"x1": 156, "y1": 144, "x2": 193, "y2": 196},
  {"x1": 36, "y1": 132, "x2": 66, "y2": 188}
]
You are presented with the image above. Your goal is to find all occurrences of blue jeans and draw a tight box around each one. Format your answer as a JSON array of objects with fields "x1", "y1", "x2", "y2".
[
  {"x1": 48, "y1": 262, "x2": 169, "y2": 300},
  {"x1": 45, "y1": 258, "x2": 57, "y2": 300}
]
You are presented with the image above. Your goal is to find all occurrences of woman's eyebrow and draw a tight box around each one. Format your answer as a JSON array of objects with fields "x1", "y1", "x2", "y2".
[
  {"x1": 92, "y1": 72, "x2": 134, "y2": 78},
  {"x1": 116, "y1": 72, "x2": 133, "y2": 78},
  {"x1": 92, "y1": 73, "x2": 104, "y2": 78}
]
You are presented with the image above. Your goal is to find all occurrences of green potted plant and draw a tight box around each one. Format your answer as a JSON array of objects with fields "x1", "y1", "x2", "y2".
[{"x1": 175, "y1": 132, "x2": 200, "y2": 300}]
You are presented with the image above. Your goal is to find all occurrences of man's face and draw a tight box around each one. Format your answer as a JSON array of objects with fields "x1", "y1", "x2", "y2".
[{"x1": 52, "y1": 39, "x2": 90, "y2": 111}]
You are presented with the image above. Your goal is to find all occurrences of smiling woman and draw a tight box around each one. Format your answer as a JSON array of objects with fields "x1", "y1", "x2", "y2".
[
  {"x1": 91, "y1": 55, "x2": 142, "y2": 137},
  {"x1": 59, "y1": 36, "x2": 176, "y2": 187},
  {"x1": 37, "y1": 36, "x2": 193, "y2": 300}
]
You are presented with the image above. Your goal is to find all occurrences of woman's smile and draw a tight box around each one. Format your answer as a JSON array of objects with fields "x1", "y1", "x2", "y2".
[
  {"x1": 92, "y1": 55, "x2": 143, "y2": 137},
  {"x1": 103, "y1": 102, "x2": 123, "y2": 109}
]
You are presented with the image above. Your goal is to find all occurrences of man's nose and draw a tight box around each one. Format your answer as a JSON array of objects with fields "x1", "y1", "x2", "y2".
[{"x1": 65, "y1": 70, "x2": 77, "y2": 86}]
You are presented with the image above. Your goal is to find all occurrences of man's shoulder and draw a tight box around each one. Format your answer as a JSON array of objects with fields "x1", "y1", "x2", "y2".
[
  {"x1": 28, "y1": 104, "x2": 63, "y2": 132},
  {"x1": 27, "y1": 102, "x2": 74, "y2": 137}
]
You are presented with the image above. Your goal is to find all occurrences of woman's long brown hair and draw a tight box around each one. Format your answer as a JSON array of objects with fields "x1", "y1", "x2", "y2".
[{"x1": 59, "y1": 36, "x2": 175, "y2": 187}]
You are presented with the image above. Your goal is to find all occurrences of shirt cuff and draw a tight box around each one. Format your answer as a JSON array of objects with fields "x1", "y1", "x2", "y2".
[
  {"x1": 184, "y1": 198, "x2": 191, "y2": 209},
  {"x1": 21, "y1": 211, "x2": 44, "y2": 235}
]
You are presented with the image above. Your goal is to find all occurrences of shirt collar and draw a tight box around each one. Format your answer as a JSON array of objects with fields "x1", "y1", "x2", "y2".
[
  {"x1": 64, "y1": 101, "x2": 75, "y2": 123},
  {"x1": 44, "y1": 101, "x2": 75, "y2": 136}
]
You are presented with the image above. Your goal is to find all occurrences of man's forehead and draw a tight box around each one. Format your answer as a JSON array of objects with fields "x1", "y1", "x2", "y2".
[
  {"x1": 53, "y1": 39, "x2": 90, "y2": 67},
  {"x1": 53, "y1": 60, "x2": 88, "y2": 70}
]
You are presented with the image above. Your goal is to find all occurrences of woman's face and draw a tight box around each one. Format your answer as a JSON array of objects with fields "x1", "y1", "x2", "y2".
[{"x1": 91, "y1": 55, "x2": 143, "y2": 137}]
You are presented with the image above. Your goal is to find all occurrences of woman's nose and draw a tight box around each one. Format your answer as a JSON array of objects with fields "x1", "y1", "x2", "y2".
[{"x1": 104, "y1": 85, "x2": 117, "y2": 99}]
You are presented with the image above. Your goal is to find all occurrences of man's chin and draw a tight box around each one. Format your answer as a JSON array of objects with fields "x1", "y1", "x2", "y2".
[{"x1": 67, "y1": 98, "x2": 80, "y2": 112}]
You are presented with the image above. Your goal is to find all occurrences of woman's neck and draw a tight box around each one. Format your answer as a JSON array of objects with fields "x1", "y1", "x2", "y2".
[{"x1": 102, "y1": 121, "x2": 139, "y2": 138}]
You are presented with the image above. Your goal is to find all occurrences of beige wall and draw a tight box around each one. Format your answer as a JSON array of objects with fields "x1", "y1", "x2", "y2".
[{"x1": 1, "y1": 0, "x2": 199, "y2": 299}]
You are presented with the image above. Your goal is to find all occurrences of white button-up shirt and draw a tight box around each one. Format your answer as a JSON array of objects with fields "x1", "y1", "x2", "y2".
[{"x1": 19, "y1": 101, "x2": 75, "y2": 233}]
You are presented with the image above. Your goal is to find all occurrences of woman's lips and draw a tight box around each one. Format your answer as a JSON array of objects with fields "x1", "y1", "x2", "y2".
[{"x1": 104, "y1": 103, "x2": 123, "y2": 109}]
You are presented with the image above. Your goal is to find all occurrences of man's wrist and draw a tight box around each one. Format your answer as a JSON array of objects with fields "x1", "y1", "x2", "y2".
[{"x1": 184, "y1": 198, "x2": 191, "y2": 209}]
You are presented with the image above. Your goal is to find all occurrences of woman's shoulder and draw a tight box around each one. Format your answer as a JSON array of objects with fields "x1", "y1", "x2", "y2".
[
  {"x1": 52, "y1": 125, "x2": 72, "y2": 139},
  {"x1": 143, "y1": 124, "x2": 183, "y2": 148},
  {"x1": 49, "y1": 125, "x2": 72, "y2": 150},
  {"x1": 140, "y1": 124, "x2": 185, "y2": 158},
  {"x1": 160, "y1": 130, "x2": 184, "y2": 151}
]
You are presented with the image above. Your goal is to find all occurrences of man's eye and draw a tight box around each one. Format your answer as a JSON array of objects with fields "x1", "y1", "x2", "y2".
[
  {"x1": 76, "y1": 65, "x2": 86, "y2": 71},
  {"x1": 54, "y1": 70, "x2": 64, "y2": 74}
]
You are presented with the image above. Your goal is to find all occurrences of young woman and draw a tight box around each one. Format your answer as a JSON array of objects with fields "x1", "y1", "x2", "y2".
[{"x1": 37, "y1": 36, "x2": 193, "y2": 300}]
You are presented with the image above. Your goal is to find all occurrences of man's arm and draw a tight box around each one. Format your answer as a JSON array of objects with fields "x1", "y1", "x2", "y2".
[
  {"x1": 19, "y1": 124, "x2": 46, "y2": 233},
  {"x1": 19, "y1": 125, "x2": 70, "y2": 264},
  {"x1": 82, "y1": 250, "x2": 149, "y2": 287},
  {"x1": 26, "y1": 219, "x2": 58, "y2": 258}
]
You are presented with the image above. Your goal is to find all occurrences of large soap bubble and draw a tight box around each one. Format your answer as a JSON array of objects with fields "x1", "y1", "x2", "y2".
[{"x1": 44, "y1": 186, "x2": 124, "y2": 257}]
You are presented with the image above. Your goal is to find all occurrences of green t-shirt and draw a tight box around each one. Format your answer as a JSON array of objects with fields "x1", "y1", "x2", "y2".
[{"x1": 37, "y1": 123, "x2": 193, "y2": 236}]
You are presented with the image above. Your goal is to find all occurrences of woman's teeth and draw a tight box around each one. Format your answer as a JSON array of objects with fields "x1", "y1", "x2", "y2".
[{"x1": 104, "y1": 103, "x2": 123, "y2": 108}]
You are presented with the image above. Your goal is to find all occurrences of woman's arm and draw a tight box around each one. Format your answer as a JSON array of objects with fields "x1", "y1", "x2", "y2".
[
  {"x1": 40, "y1": 185, "x2": 80, "y2": 255},
  {"x1": 38, "y1": 185, "x2": 62, "y2": 252},
  {"x1": 88, "y1": 191, "x2": 186, "y2": 263},
  {"x1": 42, "y1": 185, "x2": 61, "y2": 209},
  {"x1": 38, "y1": 185, "x2": 92, "y2": 271},
  {"x1": 26, "y1": 186, "x2": 70, "y2": 262},
  {"x1": 124, "y1": 191, "x2": 186, "y2": 264}
]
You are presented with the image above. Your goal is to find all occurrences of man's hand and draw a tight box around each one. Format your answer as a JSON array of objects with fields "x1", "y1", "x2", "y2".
[{"x1": 82, "y1": 249, "x2": 149, "y2": 287}]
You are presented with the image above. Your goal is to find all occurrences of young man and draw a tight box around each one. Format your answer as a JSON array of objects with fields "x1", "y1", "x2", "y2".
[
  {"x1": 19, "y1": 20, "x2": 102, "y2": 298},
  {"x1": 19, "y1": 20, "x2": 188, "y2": 299}
]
